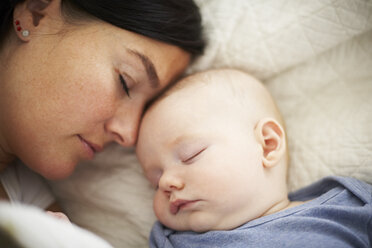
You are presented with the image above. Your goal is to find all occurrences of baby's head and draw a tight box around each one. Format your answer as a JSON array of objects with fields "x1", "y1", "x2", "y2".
[{"x1": 136, "y1": 69, "x2": 289, "y2": 232}]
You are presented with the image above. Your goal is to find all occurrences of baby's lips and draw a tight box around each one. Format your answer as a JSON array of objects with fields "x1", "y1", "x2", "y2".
[
  {"x1": 170, "y1": 199, "x2": 195, "y2": 215},
  {"x1": 170, "y1": 203, "x2": 179, "y2": 215},
  {"x1": 169, "y1": 199, "x2": 187, "y2": 215}
]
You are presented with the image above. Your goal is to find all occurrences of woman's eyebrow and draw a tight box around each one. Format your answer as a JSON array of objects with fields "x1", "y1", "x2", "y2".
[{"x1": 127, "y1": 49, "x2": 160, "y2": 88}]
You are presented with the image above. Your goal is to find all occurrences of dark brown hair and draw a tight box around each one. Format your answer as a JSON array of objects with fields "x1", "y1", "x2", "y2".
[{"x1": 0, "y1": 0, "x2": 205, "y2": 56}]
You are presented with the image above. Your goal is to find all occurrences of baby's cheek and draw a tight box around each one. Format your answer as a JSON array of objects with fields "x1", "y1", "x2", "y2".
[
  {"x1": 154, "y1": 194, "x2": 176, "y2": 226},
  {"x1": 153, "y1": 195, "x2": 165, "y2": 218}
]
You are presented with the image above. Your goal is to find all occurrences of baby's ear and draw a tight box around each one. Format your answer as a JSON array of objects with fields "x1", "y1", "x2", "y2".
[{"x1": 254, "y1": 118, "x2": 286, "y2": 168}]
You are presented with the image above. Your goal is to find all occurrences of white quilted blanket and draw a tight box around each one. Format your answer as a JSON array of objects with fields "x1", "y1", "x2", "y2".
[
  {"x1": 1, "y1": 1, "x2": 371, "y2": 247},
  {"x1": 189, "y1": 0, "x2": 372, "y2": 80}
]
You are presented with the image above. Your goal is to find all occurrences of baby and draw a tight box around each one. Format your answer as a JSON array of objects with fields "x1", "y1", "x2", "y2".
[{"x1": 136, "y1": 69, "x2": 372, "y2": 247}]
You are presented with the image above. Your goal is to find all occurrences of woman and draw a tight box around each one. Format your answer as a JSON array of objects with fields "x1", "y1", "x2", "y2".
[{"x1": 0, "y1": 0, "x2": 204, "y2": 211}]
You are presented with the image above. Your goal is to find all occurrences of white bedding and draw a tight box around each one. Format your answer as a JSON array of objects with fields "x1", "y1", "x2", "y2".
[
  {"x1": 0, "y1": 202, "x2": 113, "y2": 248},
  {"x1": 2, "y1": 0, "x2": 371, "y2": 247}
]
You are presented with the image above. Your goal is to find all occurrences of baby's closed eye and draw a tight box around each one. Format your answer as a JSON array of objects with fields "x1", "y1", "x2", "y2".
[{"x1": 179, "y1": 146, "x2": 207, "y2": 164}]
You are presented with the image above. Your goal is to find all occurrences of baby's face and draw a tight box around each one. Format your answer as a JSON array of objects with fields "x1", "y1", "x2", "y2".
[{"x1": 136, "y1": 82, "x2": 271, "y2": 232}]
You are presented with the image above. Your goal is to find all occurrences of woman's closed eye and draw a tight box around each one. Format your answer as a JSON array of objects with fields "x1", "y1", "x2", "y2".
[
  {"x1": 182, "y1": 147, "x2": 207, "y2": 164},
  {"x1": 119, "y1": 75, "x2": 130, "y2": 97}
]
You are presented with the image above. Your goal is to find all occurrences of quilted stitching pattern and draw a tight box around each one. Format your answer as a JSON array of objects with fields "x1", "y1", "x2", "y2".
[
  {"x1": 266, "y1": 29, "x2": 372, "y2": 191},
  {"x1": 190, "y1": 0, "x2": 372, "y2": 80}
]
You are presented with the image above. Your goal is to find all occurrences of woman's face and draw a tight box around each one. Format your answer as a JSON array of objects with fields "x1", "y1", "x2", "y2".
[{"x1": 0, "y1": 20, "x2": 190, "y2": 179}]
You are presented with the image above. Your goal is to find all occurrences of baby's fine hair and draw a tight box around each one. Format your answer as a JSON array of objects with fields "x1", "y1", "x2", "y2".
[{"x1": 160, "y1": 68, "x2": 285, "y2": 126}]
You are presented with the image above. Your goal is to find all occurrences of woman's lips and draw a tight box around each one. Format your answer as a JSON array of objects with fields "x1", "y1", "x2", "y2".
[
  {"x1": 84, "y1": 139, "x2": 103, "y2": 153},
  {"x1": 170, "y1": 199, "x2": 200, "y2": 215},
  {"x1": 78, "y1": 135, "x2": 102, "y2": 159}
]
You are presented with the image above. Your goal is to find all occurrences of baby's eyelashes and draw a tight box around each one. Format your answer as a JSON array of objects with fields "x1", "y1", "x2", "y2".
[{"x1": 180, "y1": 147, "x2": 207, "y2": 164}]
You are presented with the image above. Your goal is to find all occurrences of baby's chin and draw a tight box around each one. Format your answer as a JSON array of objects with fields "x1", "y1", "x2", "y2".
[
  {"x1": 161, "y1": 215, "x2": 241, "y2": 233},
  {"x1": 165, "y1": 222, "x2": 239, "y2": 233}
]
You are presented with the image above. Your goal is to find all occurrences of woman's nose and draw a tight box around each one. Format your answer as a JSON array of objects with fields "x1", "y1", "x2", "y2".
[{"x1": 104, "y1": 104, "x2": 142, "y2": 147}]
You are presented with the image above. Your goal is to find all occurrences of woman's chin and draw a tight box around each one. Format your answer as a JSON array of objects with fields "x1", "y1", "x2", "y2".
[{"x1": 37, "y1": 162, "x2": 76, "y2": 180}]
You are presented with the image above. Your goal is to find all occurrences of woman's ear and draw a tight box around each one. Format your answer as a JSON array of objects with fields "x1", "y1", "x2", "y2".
[
  {"x1": 13, "y1": 0, "x2": 61, "y2": 42},
  {"x1": 254, "y1": 118, "x2": 286, "y2": 168}
]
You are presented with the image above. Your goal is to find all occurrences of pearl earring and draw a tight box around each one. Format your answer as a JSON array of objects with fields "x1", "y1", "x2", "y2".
[{"x1": 21, "y1": 30, "x2": 30, "y2": 37}]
